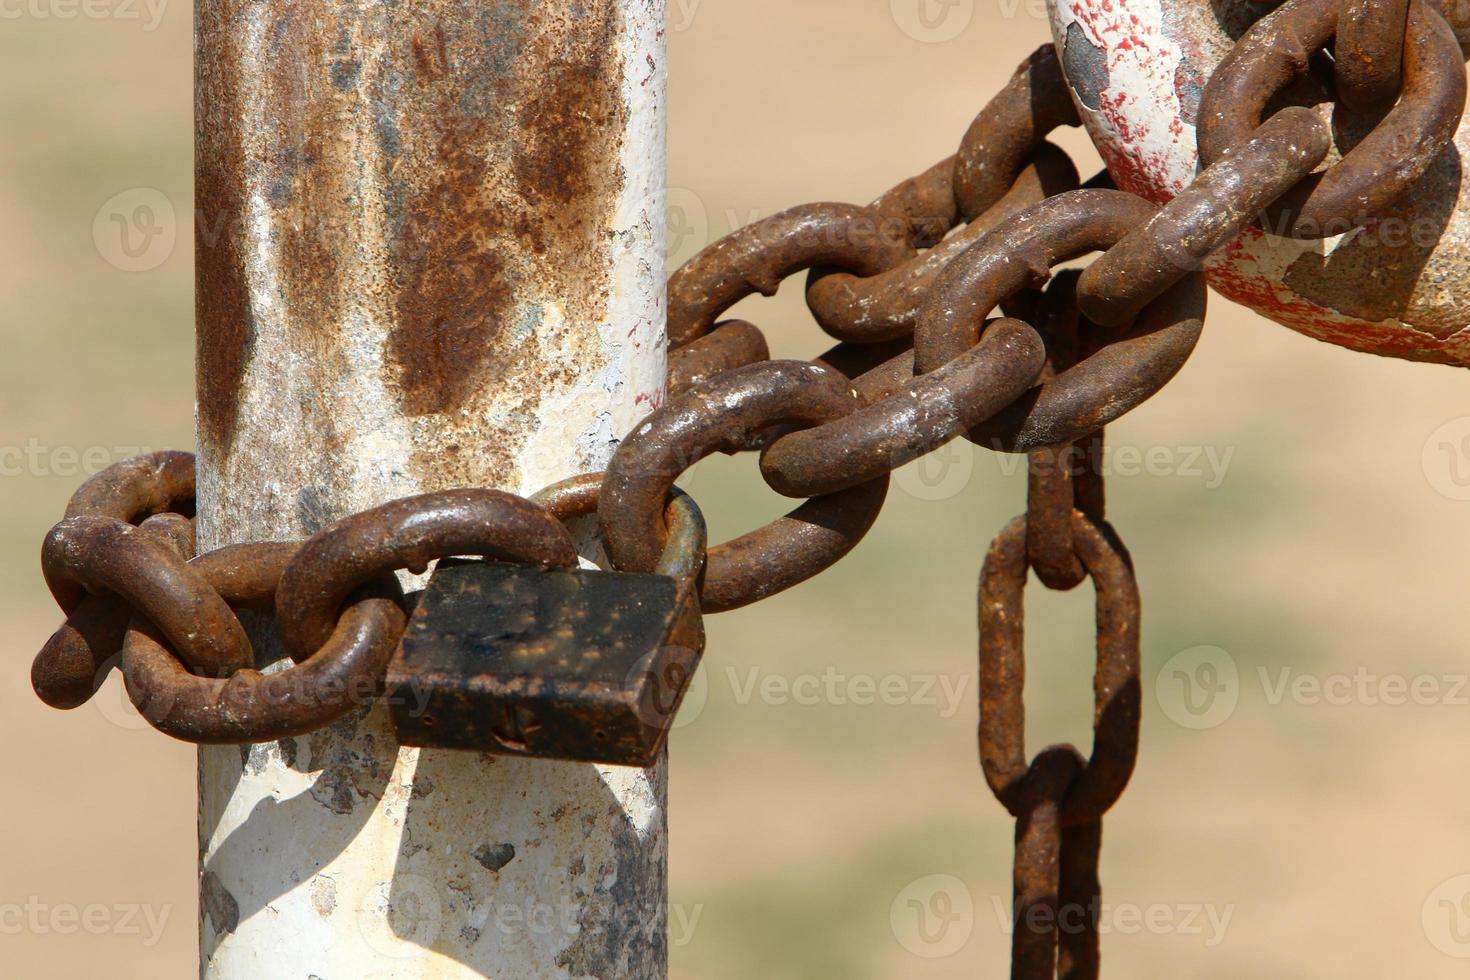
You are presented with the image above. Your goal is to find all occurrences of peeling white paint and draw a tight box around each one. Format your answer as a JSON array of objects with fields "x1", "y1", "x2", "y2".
[
  {"x1": 195, "y1": 2, "x2": 671, "y2": 976},
  {"x1": 1048, "y1": 0, "x2": 1470, "y2": 363}
]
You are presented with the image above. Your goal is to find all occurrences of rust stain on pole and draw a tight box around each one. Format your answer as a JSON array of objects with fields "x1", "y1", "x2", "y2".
[
  {"x1": 194, "y1": 0, "x2": 668, "y2": 974},
  {"x1": 198, "y1": 1, "x2": 654, "y2": 507},
  {"x1": 387, "y1": 7, "x2": 625, "y2": 422}
]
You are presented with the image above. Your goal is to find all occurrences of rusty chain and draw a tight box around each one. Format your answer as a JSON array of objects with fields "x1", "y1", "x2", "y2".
[{"x1": 28, "y1": 4, "x2": 1468, "y2": 973}]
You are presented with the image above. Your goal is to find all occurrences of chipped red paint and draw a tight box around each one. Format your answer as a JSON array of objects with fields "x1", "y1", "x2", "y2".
[
  {"x1": 1050, "y1": 0, "x2": 1470, "y2": 365},
  {"x1": 1060, "y1": 0, "x2": 1196, "y2": 203}
]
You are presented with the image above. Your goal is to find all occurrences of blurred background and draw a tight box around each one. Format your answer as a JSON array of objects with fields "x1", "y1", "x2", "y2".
[{"x1": 5, "y1": 0, "x2": 1470, "y2": 977}]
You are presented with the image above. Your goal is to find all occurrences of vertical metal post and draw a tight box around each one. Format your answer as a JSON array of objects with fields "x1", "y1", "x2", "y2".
[{"x1": 194, "y1": 1, "x2": 669, "y2": 975}]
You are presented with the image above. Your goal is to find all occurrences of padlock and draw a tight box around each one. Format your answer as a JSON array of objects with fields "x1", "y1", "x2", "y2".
[
  {"x1": 1046, "y1": 0, "x2": 1470, "y2": 365},
  {"x1": 385, "y1": 477, "x2": 706, "y2": 767}
]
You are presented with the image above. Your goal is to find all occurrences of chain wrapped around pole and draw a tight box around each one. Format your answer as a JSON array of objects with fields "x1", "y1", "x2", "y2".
[{"x1": 24, "y1": 3, "x2": 1470, "y2": 971}]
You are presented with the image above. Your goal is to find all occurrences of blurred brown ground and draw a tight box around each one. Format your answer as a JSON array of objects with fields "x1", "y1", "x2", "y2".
[{"x1": 5, "y1": 1, "x2": 1470, "y2": 977}]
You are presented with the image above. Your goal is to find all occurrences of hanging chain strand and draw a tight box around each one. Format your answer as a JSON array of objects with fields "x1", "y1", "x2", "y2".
[
  {"x1": 985, "y1": 272, "x2": 1137, "y2": 980},
  {"x1": 27, "y1": 1, "x2": 1465, "y2": 972}
]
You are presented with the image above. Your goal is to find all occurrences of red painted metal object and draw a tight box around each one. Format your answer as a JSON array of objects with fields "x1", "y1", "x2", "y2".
[{"x1": 1048, "y1": 0, "x2": 1470, "y2": 365}]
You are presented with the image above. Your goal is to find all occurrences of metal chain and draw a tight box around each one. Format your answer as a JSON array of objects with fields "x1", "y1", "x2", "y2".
[
  {"x1": 982, "y1": 273, "x2": 1139, "y2": 980},
  {"x1": 27, "y1": 3, "x2": 1467, "y2": 972}
]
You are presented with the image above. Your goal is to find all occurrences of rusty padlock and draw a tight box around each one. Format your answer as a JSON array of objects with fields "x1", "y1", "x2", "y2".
[
  {"x1": 1047, "y1": 0, "x2": 1470, "y2": 364},
  {"x1": 386, "y1": 475, "x2": 706, "y2": 767}
]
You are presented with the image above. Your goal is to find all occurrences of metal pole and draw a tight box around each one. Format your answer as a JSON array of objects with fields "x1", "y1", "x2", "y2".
[{"x1": 194, "y1": 1, "x2": 669, "y2": 975}]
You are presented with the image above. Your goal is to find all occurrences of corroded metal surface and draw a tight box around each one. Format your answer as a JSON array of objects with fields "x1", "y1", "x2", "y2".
[
  {"x1": 667, "y1": 203, "x2": 916, "y2": 348},
  {"x1": 600, "y1": 360, "x2": 889, "y2": 613},
  {"x1": 978, "y1": 513, "x2": 1141, "y2": 826},
  {"x1": 1023, "y1": 272, "x2": 1105, "y2": 592},
  {"x1": 1338, "y1": 0, "x2": 1413, "y2": 110},
  {"x1": 913, "y1": 190, "x2": 1206, "y2": 453},
  {"x1": 34, "y1": 0, "x2": 1470, "y2": 971},
  {"x1": 1077, "y1": 107, "x2": 1329, "y2": 326},
  {"x1": 952, "y1": 44, "x2": 1082, "y2": 222},
  {"x1": 389, "y1": 562, "x2": 683, "y2": 763},
  {"x1": 275, "y1": 489, "x2": 579, "y2": 658},
  {"x1": 804, "y1": 144, "x2": 1081, "y2": 344},
  {"x1": 1197, "y1": 0, "x2": 1464, "y2": 238},
  {"x1": 123, "y1": 545, "x2": 409, "y2": 745},
  {"x1": 388, "y1": 490, "x2": 706, "y2": 765},
  {"x1": 1048, "y1": 0, "x2": 1470, "y2": 364},
  {"x1": 43, "y1": 515, "x2": 251, "y2": 678},
  {"x1": 666, "y1": 319, "x2": 771, "y2": 397},
  {"x1": 194, "y1": 0, "x2": 670, "y2": 975},
  {"x1": 32, "y1": 450, "x2": 196, "y2": 708},
  {"x1": 759, "y1": 319, "x2": 1046, "y2": 497},
  {"x1": 1010, "y1": 746, "x2": 1085, "y2": 980},
  {"x1": 197, "y1": 0, "x2": 665, "y2": 515}
]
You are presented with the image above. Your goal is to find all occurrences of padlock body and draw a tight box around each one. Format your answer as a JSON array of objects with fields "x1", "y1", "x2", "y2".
[{"x1": 387, "y1": 560, "x2": 703, "y2": 766}]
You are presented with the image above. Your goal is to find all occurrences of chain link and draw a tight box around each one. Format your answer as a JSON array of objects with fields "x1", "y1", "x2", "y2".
[{"x1": 1198, "y1": 0, "x2": 1465, "y2": 239}]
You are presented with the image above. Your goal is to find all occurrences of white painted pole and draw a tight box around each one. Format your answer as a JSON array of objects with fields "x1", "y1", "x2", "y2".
[{"x1": 193, "y1": 1, "x2": 669, "y2": 975}]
